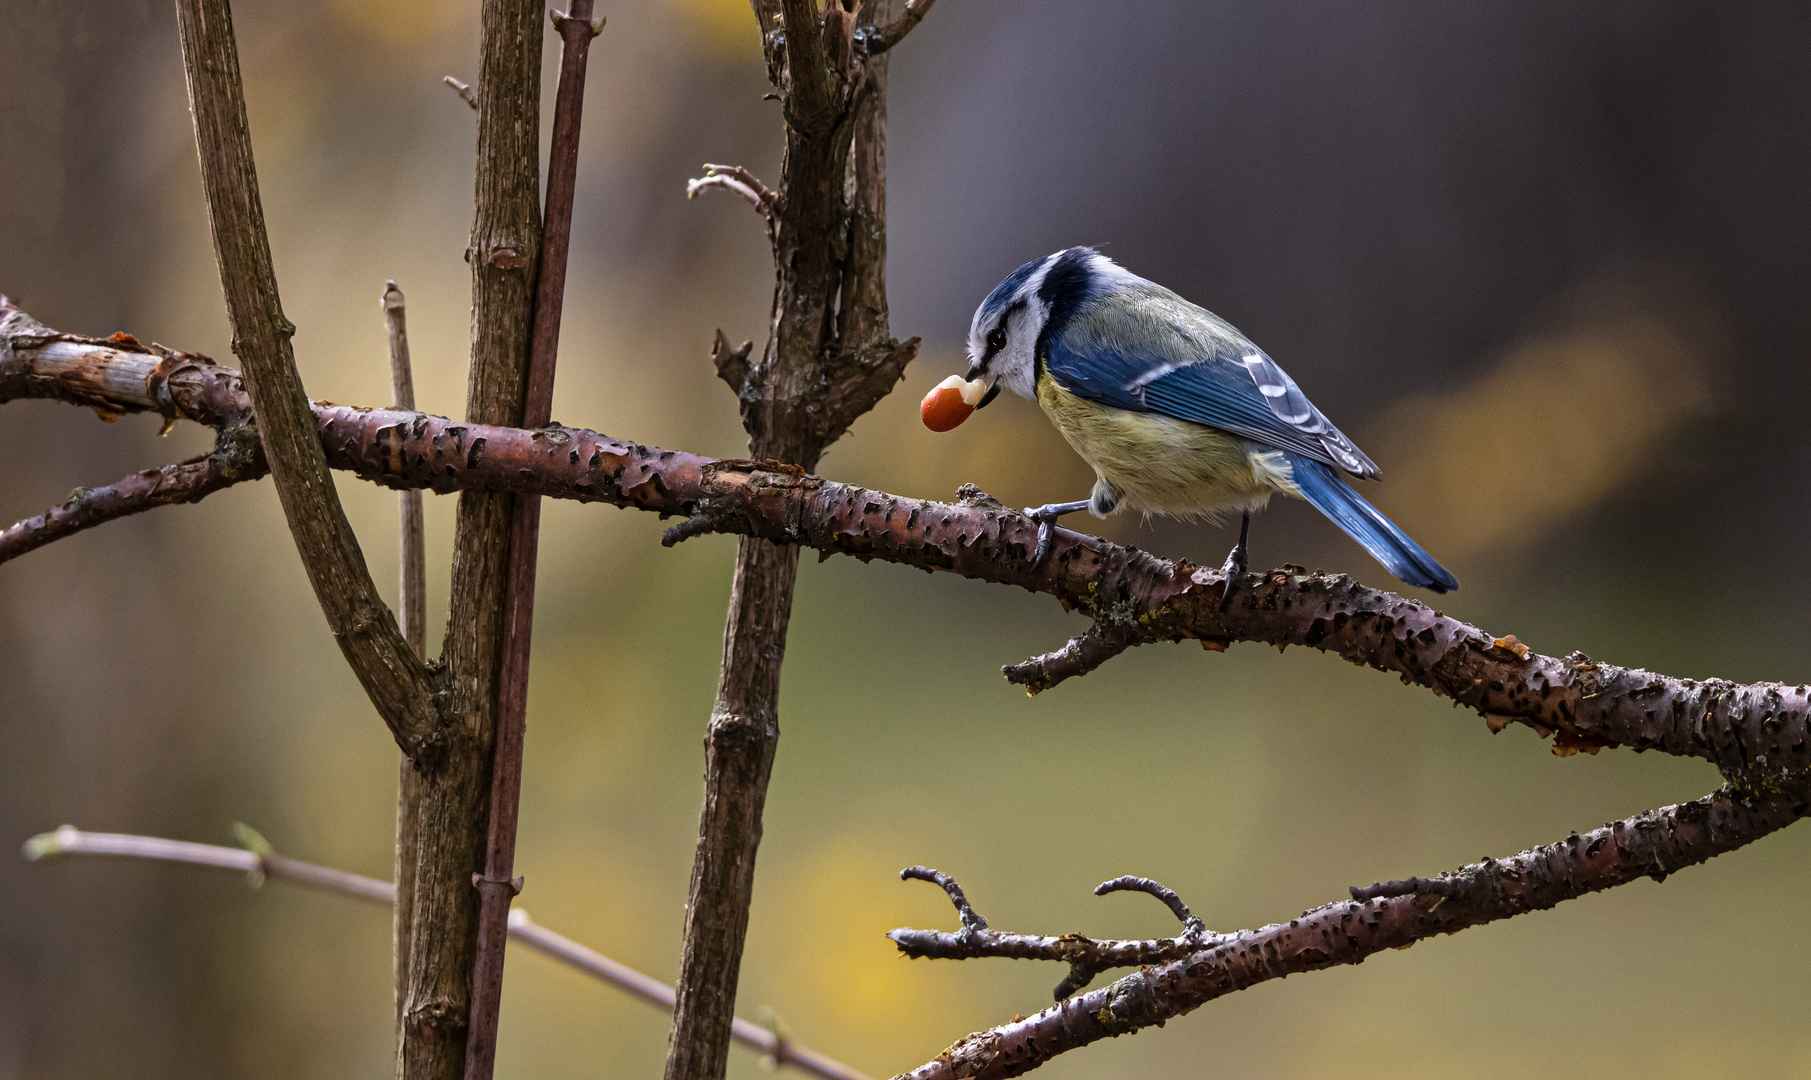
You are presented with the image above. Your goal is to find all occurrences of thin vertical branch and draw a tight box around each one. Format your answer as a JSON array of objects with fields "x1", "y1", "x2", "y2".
[
  {"x1": 400, "y1": 0, "x2": 543, "y2": 1076},
  {"x1": 465, "y1": 6, "x2": 601, "y2": 1079},
  {"x1": 384, "y1": 279, "x2": 427, "y2": 1040},
  {"x1": 384, "y1": 281, "x2": 428, "y2": 657}
]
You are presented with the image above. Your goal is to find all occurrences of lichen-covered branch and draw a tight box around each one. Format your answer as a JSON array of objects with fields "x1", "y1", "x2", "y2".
[
  {"x1": 8, "y1": 318, "x2": 1811, "y2": 786},
  {"x1": 889, "y1": 787, "x2": 1810, "y2": 1080}
]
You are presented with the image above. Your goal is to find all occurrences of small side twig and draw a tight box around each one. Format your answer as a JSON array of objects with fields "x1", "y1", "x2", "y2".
[
  {"x1": 864, "y1": 0, "x2": 936, "y2": 54},
  {"x1": 0, "y1": 442, "x2": 265, "y2": 566},
  {"x1": 444, "y1": 76, "x2": 479, "y2": 111},
  {"x1": 686, "y1": 164, "x2": 776, "y2": 217},
  {"x1": 900, "y1": 865, "x2": 988, "y2": 933},
  {"x1": 1094, "y1": 875, "x2": 1208, "y2": 939},
  {"x1": 1002, "y1": 623, "x2": 1136, "y2": 695},
  {"x1": 21, "y1": 827, "x2": 869, "y2": 1080},
  {"x1": 893, "y1": 868, "x2": 1227, "y2": 1000}
]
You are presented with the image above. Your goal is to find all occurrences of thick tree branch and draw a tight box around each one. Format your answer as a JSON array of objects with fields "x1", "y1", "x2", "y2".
[
  {"x1": 20, "y1": 827, "x2": 869, "y2": 1080},
  {"x1": 889, "y1": 787, "x2": 1810, "y2": 1080},
  {"x1": 9, "y1": 325, "x2": 1811, "y2": 786},
  {"x1": 401, "y1": 0, "x2": 544, "y2": 1076},
  {"x1": 171, "y1": 0, "x2": 440, "y2": 754},
  {"x1": 667, "y1": 2, "x2": 908, "y2": 1076},
  {"x1": 467, "y1": 6, "x2": 598, "y2": 1075}
]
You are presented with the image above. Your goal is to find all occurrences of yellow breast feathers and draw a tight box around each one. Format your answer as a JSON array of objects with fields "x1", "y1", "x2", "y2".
[{"x1": 1035, "y1": 368, "x2": 1297, "y2": 519}]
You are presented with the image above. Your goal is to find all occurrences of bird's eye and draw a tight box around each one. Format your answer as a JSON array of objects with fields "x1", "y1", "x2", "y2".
[{"x1": 986, "y1": 327, "x2": 1007, "y2": 353}]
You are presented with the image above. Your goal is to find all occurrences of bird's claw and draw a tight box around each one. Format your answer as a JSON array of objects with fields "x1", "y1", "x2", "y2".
[
  {"x1": 1025, "y1": 510, "x2": 1059, "y2": 567},
  {"x1": 1219, "y1": 542, "x2": 1247, "y2": 601}
]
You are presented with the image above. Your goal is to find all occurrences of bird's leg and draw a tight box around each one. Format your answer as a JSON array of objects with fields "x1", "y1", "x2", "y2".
[
  {"x1": 1220, "y1": 511, "x2": 1250, "y2": 600},
  {"x1": 1022, "y1": 499, "x2": 1091, "y2": 567}
]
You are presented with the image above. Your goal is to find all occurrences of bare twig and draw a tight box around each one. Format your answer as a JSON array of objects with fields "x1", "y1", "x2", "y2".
[
  {"x1": 891, "y1": 787, "x2": 1810, "y2": 1079},
  {"x1": 20, "y1": 827, "x2": 869, "y2": 1080},
  {"x1": 865, "y1": 0, "x2": 936, "y2": 55},
  {"x1": 10, "y1": 325, "x2": 1811, "y2": 789},
  {"x1": 383, "y1": 279, "x2": 427, "y2": 1038},
  {"x1": 383, "y1": 281, "x2": 426, "y2": 656},
  {"x1": 466, "y1": 5, "x2": 600, "y2": 1076},
  {"x1": 893, "y1": 869, "x2": 1226, "y2": 1000},
  {"x1": 173, "y1": 0, "x2": 439, "y2": 754},
  {"x1": 0, "y1": 443, "x2": 264, "y2": 565},
  {"x1": 686, "y1": 164, "x2": 776, "y2": 217},
  {"x1": 444, "y1": 76, "x2": 479, "y2": 110},
  {"x1": 1094, "y1": 875, "x2": 1208, "y2": 938},
  {"x1": 899, "y1": 866, "x2": 988, "y2": 932}
]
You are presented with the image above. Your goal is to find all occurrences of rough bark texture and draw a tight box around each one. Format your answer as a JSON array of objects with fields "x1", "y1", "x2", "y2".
[
  {"x1": 10, "y1": 323, "x2": 1811, "y2": 789},
  {"x1": 467, "y1": 7, "x2": 595, "y2": 1076},
  {"x1": 396, "y1": 0, "x2": 542, "y2": 1077},
  {"x1": 889, "y1": 787, "x2": 1809, "y2": 1079},
  {"x1": 665, "y1": 3, "x2": 921, "y2": 1076},
  {"x1": 170, "y1": 0, "x2": 440, "y2": 754}
]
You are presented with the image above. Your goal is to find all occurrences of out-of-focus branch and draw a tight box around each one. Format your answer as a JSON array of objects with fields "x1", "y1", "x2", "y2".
[
  {"x1": 172, "y1": 0, "x2": 440, "y2": 755},
  {"x1": 890, "y1": 787, "x2": 1810, "y2": 1080},
  {"x1": 891, "y1": 867, "x2": 1226, "y2": 1000},
  {"x1": 686, "y1": 164, "x2": 776, "y2": 217},
  {"x1": 443, "y1": 76, "x2": 479, "y2": 111},
  {"x1": 9, "y1": 322, "x2": 1811, "y2": 785},
  {"x1": 20, "y1": 827, "x2": 870, "y2": 1080}
]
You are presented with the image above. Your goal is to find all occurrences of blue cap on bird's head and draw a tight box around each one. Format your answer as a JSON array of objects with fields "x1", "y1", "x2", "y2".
[{"x1": 965, "y1": 246, "x2": 1128, "y2": 407}]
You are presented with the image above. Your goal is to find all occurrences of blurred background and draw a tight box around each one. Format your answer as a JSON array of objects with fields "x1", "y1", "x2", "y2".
[{"x1": 3, "y1": 0, "x2": 1810, "y2": 1077}]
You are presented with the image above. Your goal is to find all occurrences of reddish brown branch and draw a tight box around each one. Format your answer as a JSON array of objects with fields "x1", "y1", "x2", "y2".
[
  {"x1": 10, "y1": 321, "x2": 1811, "y2": 784},
  {"x1": 0, "y1": 440, "x2": 264, "y2": 565},
  {"x1": 466, "y1": 6, "x2": 600, "y2": 1075},
  {"x1": 891, "y1": 787, "x2": 1810, "y2": 1080}
]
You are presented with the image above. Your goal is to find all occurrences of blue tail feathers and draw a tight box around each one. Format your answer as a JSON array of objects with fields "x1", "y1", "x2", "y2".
[{"x1": 1287, "y1": 455, "x2": 1458, "y2": 593}]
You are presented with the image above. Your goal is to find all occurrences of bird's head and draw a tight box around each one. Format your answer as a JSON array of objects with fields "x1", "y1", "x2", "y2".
[{"x1": 965, "y1": 246, "x2": 1131, "y2": 406}]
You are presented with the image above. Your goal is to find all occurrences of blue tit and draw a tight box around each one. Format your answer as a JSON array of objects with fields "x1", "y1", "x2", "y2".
[{"x1": 963, "y1": 246, "x2": 1457, "y2": 595}]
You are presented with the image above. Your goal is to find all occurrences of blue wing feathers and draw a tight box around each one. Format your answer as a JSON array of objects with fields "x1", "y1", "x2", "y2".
[
  {"x1": 1044, "y1": 287, "x2": 1378, "y2": 476},
  {"x1": 1287, "y1": 455, "x2": 1457, "y2": 592}
]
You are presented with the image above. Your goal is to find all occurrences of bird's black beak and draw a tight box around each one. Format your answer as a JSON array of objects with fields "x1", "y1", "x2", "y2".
[{"x1": 965, "y1": 365, "x2": 1001, "y2": 409}]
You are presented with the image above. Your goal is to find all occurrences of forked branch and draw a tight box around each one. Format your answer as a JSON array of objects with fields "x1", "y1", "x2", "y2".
[{"x1": 889, "y1": 787, "x2": 1809, "y2": 1079}]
